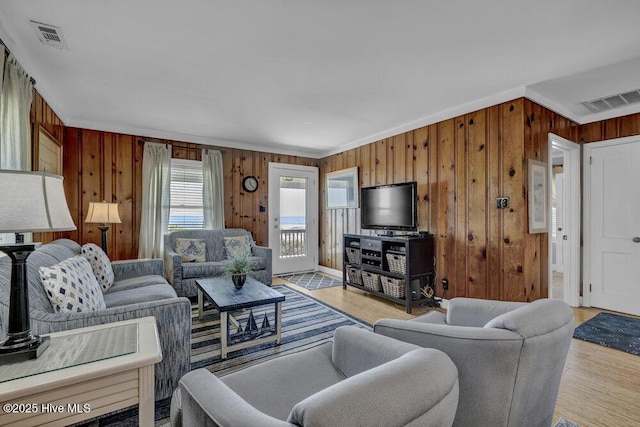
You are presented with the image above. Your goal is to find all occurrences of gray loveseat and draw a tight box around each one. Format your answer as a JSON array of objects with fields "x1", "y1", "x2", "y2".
[
  {"x1": 0, "y1": 239, "x2": 191, "y2": 401},
  {"x1": 164, "y1": 229, "x2": 272, "y2": 297},
  {"x1": 374, "y1": 297, "x2": 575, "y2": 427},
  {"x1": 171, "y1": 326, "x2": 460, "y2": 427}
]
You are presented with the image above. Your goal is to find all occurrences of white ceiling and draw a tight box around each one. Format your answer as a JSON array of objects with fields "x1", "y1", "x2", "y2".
[{"x1": 1, "y1": 1, "x2": 640, "y2": 158}]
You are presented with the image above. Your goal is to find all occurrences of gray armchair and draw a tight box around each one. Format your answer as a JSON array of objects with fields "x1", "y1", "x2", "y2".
[
  {"x1": 171, "y1": 326, "x2": 460, "y2": 427},
  {"x1": 374, "y1": 298, "x2": 575, "y2": 427}
]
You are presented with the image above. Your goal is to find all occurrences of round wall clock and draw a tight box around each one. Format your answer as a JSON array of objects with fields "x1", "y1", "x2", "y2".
[{"x1": 242, "y1": 176, "x2": 259, "y2": 193}]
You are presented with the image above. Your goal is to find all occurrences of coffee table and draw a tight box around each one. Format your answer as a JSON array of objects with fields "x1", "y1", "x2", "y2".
[{"x1": 196, "y1": 276, "x2": 285, "y2": 359}]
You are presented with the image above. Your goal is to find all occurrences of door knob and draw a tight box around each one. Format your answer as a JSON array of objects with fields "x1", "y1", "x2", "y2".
[{"x1": 633, "y1": 237, "x2": 640, "y2": 243}]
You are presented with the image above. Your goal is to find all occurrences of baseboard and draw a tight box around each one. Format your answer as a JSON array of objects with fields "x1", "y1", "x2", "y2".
[
  {"x1": 306, "y1": 266, "x2": 451, "y2": 311},
  {"x1": 317, "y1": 265, "x2": 342, "y2": 279}
]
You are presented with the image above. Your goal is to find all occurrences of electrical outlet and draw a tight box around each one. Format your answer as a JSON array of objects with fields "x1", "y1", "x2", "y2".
[{"x1": 442, "y1": 278, "x2": 449, "y2": 290}]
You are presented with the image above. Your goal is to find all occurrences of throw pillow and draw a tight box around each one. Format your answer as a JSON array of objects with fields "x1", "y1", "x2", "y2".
[
  {"x1": 81, "y1": 243, "x2": 115, "y2": 291},
  {"x1": 224, "y1": 235, "x2": 254, "y2": 258},
  {"x1": 40, "y1": 256, "x2": 106, "y2": 313},
  {"x1": 175, "y1": 238, "x2": 207, "y2": 262}
]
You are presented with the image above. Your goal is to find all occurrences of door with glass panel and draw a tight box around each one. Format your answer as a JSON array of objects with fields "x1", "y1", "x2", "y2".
[{"x1": 268, "y1": 163, "x2": 319, "y2": 275}]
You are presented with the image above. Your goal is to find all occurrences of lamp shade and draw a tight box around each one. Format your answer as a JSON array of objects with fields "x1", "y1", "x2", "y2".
[
  {"x1": 0, "y1": 170, "x2": 76, "y2": 233},
  {"x1": 85, "y1": 201, "x2": 122, "y2": 224}
]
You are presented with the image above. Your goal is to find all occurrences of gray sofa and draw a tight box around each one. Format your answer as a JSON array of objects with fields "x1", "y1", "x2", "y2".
[
  {"x1": 374, "y1": 297, "x2": 576, "y2": 427},
  {"x1": 164, "y1": 229, "x2": 272, "y2": 297},
  {"x1": 0, "y1": 239, "x2": 191, "y2": 401},
  {"x1": 171, "y1": 326, "x2": 460, "y2": 427}
]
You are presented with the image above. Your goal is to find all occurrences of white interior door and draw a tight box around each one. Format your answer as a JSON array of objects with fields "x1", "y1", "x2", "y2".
[
  {"x1": 268, "y1": 163, "x2": 319, "y2": 275},
  {"x1": 548, "y1": 134, "x2": 580, "y2": 307},
  {"x1": 553, "y1": 172, "x2": 565, "y2": 271},
  {"x1": 585, "y1": 137, "x2": 640, "y2": 316}
]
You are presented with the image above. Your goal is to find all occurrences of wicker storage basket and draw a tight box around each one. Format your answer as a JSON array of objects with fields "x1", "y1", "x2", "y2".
[
  {"x1": 386, "y1": 253, "x2": 406, "y2": 274},
  {"x1": 347, "y1": 267, "x2": 362, "y2": 286},
  {"x1": 361, "y1": 271, "x2": 382, "y2": 292},
  {"x1": 346, "y1": 247, "x2": 362, "y2": 264},
  {"x1": 380, "y1": 275, "x2": 406, "y2": 299}
]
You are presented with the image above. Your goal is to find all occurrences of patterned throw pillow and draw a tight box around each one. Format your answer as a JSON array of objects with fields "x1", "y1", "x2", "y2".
[
  {"x1": 40, "y1": 256, "x2": 106, "y2": 313},
  {"x1": 175, "y1": 238, "x2": 207, "y2": 262},
  {"x1": 81, "y1": 243, "x2": 115, "y2": 291},
  {"x1": 224, "y1": 235, "x2": 254, "y2": 258}
]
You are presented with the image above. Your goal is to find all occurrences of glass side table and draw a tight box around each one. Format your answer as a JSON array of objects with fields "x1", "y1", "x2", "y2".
[{"x1": 0, "y1": 316, "x2": 161, "y2": 427}]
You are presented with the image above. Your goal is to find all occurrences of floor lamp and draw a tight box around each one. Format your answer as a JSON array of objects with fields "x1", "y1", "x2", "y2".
[
  {"x1": 85, "y1": 201, "x2": 121, "y2": 255},
  {"x1": 0, "y1": 170, "x2": 76, "y2": 361}
]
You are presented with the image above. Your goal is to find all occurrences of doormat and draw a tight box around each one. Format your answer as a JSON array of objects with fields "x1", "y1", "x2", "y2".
[
  {"x1": 278, "y1": 272, "x2": 342, "y2": 290},
  {"x1": 573, "y1": 312, "x2": 640, "y2": 355}
]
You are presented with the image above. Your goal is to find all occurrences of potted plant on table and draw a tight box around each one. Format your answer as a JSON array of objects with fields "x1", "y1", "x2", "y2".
[{"x1": 223, "y1": 253, "x2": 252, "y2": 289}]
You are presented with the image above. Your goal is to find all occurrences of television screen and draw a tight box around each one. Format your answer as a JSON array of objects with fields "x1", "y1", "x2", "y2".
[{"x1": 361, "y1": 182, "x2": 417, "y2": 231}]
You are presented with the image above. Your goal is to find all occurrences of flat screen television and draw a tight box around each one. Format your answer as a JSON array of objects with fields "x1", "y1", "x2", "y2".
[{"x1": 361, "y1": 181, "x2": 417, "y2": 232}]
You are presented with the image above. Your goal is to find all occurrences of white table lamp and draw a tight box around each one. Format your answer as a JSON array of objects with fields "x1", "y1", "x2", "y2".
[
  {"x1": 85, "y1": 201, "x2": 121, "y2": 254},
  {"x1": 0, "y1": 170, "x2": 76, "y2": 361}
]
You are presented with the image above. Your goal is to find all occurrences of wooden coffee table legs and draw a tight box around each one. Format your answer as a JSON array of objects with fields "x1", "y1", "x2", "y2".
[{"x1": 197, "y1": 288, "x2": 205, "y2": 320}]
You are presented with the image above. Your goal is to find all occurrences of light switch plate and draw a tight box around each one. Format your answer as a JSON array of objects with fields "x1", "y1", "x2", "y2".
[{"x1": 496, "y1": 197, "x2": 509, "y2": 209}]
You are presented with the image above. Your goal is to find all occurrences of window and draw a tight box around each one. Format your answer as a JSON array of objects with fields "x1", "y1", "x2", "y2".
[{"x1": 169, "y1": 158, "x2": 204, "y2": 230}]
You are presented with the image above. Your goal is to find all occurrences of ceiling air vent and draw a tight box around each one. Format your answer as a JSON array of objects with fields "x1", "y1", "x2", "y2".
[
  {"x1": 582, "y1": 89, "x2": 640, "y2": 113},
  {"x1": 30, "y1": 21, "x2": 69, "y2": 50}
]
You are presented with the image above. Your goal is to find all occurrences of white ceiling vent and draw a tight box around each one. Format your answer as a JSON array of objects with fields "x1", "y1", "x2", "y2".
[
  {"x1": 30, "y1": 21, "x2": 69, "y2": 50},
  {"x1": 582, "y1": 89, "x2": 640, "y2": 113}
]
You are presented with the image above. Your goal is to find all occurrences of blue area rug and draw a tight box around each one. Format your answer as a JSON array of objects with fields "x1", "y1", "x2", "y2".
[
  {"x1": 190, "y1": 284, "x2": 370, "y2": 374},
  {"x1": 96, "y1": 285, "x2": 369, "y2": 426},
  {"x1": 573, "y1": 312, "x2": 640, "y2": 355},
  {"x1": 278, "y1": 272, "x2": 342, "y2": 290}
]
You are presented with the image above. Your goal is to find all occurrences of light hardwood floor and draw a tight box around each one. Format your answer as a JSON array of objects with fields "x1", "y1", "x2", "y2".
[{"x1": 274, "y1": 278, "x2": 640, "y2": 427}]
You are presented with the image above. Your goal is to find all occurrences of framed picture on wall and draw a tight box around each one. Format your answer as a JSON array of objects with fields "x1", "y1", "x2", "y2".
[
  {"x1": 528, "y1": 159, "x2": 548, "y2": 233},
  {"x1": 326, "y1": 167, "x2": 359, "y2": 209},
  {"x1": 35, "y1": 125, "x2": 63, "y2": 174}
]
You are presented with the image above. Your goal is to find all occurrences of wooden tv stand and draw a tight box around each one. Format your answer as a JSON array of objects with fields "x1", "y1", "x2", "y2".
[{"x1": 342, "y1": 233, "x2": 435, "y2": 313}]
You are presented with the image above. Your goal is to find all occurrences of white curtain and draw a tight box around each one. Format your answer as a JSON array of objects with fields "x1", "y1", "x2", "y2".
[
  {"x1": 0, "y1": 48, "x2": 5, "y2": 101},
  {"x1": 138, "y1": 142, "x2": 172, "y2": 258},
  {"x1": 0, "y1": 49, "x2": 5, "y2": 247},
  {"x1": 0, "y1": 53, "x2": 33, "y2": 170},
  {"x1": 202, "y1": 149, "x2": 225, "y2": 229},
  {"x1": 0, "y1": 51, "x2": 33, "y2": 245}
]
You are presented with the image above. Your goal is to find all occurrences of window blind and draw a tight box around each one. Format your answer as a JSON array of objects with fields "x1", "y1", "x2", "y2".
[{"x1": 169, "y1": 158, "x2": 204, "y2": 229}]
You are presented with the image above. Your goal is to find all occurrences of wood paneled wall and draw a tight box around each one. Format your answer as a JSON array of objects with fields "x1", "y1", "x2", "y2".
[
  {"x1": 579, "y1": 112, "x2": 640, "y2": 143},
  {"x1": 320, "y1": 98, "x2": 578, "y2": 301},
  {"x1": 61, "y1": 129, "x2": 143, "y2": 260},
  {"x1": 170, "y1": 144, "x2": 318, "y2": 246},
  {"x1": 59, "y1": 129, "x2": 317, "y2": 260},
  {"x1": 220, "y1": 150, "x2": 318, "y2": 246},
  {"x1": 42, "y1": 86, "x2": 640, "y2": 303}
]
